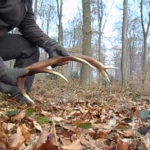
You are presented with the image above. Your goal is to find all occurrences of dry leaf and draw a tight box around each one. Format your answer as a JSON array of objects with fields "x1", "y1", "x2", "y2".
[
  {"x1": 12, "y1": 110, "x2": 26, "y2": 122},
  {"x1": 62, "y1": 140, "x2": 82, "y2": 150},
  {"x1": 0, "y1": 128, "x2": 8, "y2": 150},
  {"x1": 41, "y1": 110, "x2": 51, "y2": 117},
  {"x1": 97, "y1": 129, "x2": 111, "y2": 139},
  {"x1": 52, "y1": 117, "x2": 64, "y2": 122},
  {"x1": 36, "y1": 130, "x2": 59, "y2": 150},
  {"x1": 36, "y1": 131, "x2": 49, "y2": 148},
  {"x1": 8, "y1": 126, "x2": 25, "y2": 149},
  {"x1": 33, "y1": 121, "x2": 43, "y2": 132},
  {"x1": 143, "y1": 137, "x2": 150, "y2": 150},
  {"x1": 123, "y1": 130, "x2": 135, "y2": 138},
  {"x1": 20, "y1": 124, "x2": 31, "y2": 143},
  {"x1": 50, "y1": 123, "x2": 58, "y2": 144},
  {"x1": 117, "y1": 138, "x2": 130, "y2": 150}
]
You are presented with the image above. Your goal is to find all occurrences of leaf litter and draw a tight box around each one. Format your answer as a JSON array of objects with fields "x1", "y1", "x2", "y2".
[{"x1": 0, "y1": 79, "x2": 150, "y2": 150}]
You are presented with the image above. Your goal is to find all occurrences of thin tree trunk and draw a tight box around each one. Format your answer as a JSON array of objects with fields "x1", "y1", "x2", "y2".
[
  {"x1": 97, "y1": 0, "x2": 103, "y2": 83},
  {"x1": 80, "y1": 0, "x2": 92, "y2": 85},
  {"x1": 140, "y1": 0, "x2": 150, "y2": 83},
  {"x1": 34, "y1": 0, "x2": 38, "y2": 20},
  {"x1": 121, "y1": 0, "x2": 128, "y2": 86},
  {"x1": 56, "y1": 0, "x2": 64, "y2": 46}
]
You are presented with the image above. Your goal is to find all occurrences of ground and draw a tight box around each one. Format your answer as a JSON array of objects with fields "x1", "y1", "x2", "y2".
[{"x1": 0, "y1": 78, "x2": 150, "y2": 150}]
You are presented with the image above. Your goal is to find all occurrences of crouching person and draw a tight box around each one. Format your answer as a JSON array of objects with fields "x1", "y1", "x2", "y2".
[{"x1": 0, "y1": 0, "x2": 69, "y2": 103}]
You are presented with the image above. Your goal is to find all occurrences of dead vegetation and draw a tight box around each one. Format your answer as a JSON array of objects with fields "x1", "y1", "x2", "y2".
[{"x1": 0, "y1": 78, "x2": 150, "y2": 150}]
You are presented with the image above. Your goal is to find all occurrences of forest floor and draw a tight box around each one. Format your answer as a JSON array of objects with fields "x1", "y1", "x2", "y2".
[{"x1": 0, "y1": 78, "x2": 150, "y2": 150}]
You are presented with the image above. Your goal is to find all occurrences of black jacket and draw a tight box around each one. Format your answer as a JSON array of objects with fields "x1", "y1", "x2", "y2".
[{"x1": 0, "y1": 0, "x2": 53, "y2": 50}]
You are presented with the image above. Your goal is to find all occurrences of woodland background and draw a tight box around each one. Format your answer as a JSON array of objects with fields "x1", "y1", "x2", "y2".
[
  {"x1": 1, "y1": 0, "x2": 150, "y2": 149},
  {"x1": 7, "y1": 0, "x2": 150, "y2": 86}
]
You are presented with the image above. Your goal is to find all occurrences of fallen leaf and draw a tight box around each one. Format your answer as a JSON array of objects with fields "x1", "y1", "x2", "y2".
[
  {"x1": 41, "y1": 110, "x2": 51, "y2": 117},
  {"x1": 36, "y1": 130, "x2": 59, "y2": 150},
  {"x1": 123, "y1": 129, "x2": 135, "y2": 138},
  {"x1": 50, "y1": 123, "x2": 58, "y2": 144},
  {"x1": 62, "y1": 140, "x2": 82, "y2": 150},
  {"x1": 8, "y1": 126, "x2": 25, "y2": 149},
  {"x1": 12, "y1": 110, "x2": 26, "y2": 122},
  {"x1": 52, "y1": 117, "x2": 64, "y2": 122},
  {"x1": 97, "y1": 129, "x2": 111, "y2": 139},
  {"x1": 33, "y1": 121, "x2": 43, "y2": 132},
  {"x1": 117, "y1": 138, "x2": 130, "y2": 150},
  {"x1": 108, "y1": 118, "x2": 117, "y2": 127},
  {"x1": 20, "y1": 124, "x2": 31, "y2": 143}
]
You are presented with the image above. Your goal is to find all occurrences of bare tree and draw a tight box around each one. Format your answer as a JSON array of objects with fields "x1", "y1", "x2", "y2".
[
  {"x1": 56, "y1": 0, "x2": 63, "y2": 46},
  {"x1": 34, "y1": 0, "x2": 38, "y2": 20},
  {"x1": 121, "y1": 0, "x2": 128, "y2": 86},
  {"x1": 140, "y1": 0, "x2": 150, "y2": 83},
  {"x1": 80, "y1": 0, "x2": 92, "y2": 85}
]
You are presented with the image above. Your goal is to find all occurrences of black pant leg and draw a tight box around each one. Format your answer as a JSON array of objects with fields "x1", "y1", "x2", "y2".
[{"x1": 0, "y1": 33, "x2": 40, "y2": 92}]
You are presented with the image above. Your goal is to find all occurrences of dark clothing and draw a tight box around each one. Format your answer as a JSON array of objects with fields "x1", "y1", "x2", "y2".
[
  {"x1": 0, "y1": 34, "x2": 39, "y2": 92},
  {"x1": 0, "y1": 0, "x2": 68, "y2": 101},
  {"x1": 0, "y1": 0, "x2": 54, "y2": 51}
]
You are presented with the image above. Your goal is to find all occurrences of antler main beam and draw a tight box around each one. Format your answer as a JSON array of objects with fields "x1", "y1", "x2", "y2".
[{"x1": 17, "y1": 55, "x2": 117, "y2": 104}]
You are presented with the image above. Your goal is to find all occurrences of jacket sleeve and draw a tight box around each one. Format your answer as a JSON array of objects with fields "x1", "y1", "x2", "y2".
[{"x1": 18, "y1": 0, "x2": 55, "y2": 50}]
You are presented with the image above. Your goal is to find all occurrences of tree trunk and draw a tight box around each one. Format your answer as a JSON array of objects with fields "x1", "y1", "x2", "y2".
[
  {"x1": 97, "y1": 0, "x2": 103, "y2": 83},
  {"x1": 34, "y1": 0, "x2": 38, "y2": 20},
  {"x1": 80, "y1": 0, "x2": 92, "y2": 85},
  {"x1": 121, "y1": 0, "x2": 128, "y2": 86},
  {"x1": 140, "y1": 0, "x2": 150, "y2": 83},
  {"x1": 56, "y1": 0, "x2": 64, "y2": 46}
]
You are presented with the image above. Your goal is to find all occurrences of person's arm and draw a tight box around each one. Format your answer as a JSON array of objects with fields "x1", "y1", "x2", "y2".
[{"x1": 18, "y1": 0, "x2": 69, "y2": 58}]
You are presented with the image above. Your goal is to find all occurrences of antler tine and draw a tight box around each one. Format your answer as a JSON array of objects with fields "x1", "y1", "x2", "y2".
[
  {"x1": 42, "y1": 68, "x2": 69, "y2": 83},
  {"x1": 17, "y1": 77, "x2": 35, "y2": 104},
  {"x1": 74, "y1": 55, "x2": 117, "y2": 82}
]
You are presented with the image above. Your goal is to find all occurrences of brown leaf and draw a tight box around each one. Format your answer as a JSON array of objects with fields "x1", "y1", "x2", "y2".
[
  {"x1": 36, "y1": 124, "x2": 59, "y2": 150},
  {"x1": 123, "y1": 130, "x2": 135, "y2": 138},
  {"x1": 33, "y1": 120, "x2": 43, "y2": 132},
  {"x1": 142, "y1": 137, "x2": 150, "y2": 150},
  {"x1": 73, "y1": 119, "x2": 83, "y2": 126},
  {"x1": 36, "y1": 131, "x2": 49, "y2": 149},
  {"x1": 97, "y1": 129, "x2": 111, "y2": 139},
  {"x1": 117, "y1": 138, "x2": 130, "y2": 150},
  {"x1": 115, "y1": 123, "x2": 130, "y2": 130},
  {"x1": 50, "y1": 123, "x2": 58, "y2": 144},
  {"x1": 24, "y1": 144, "x2": 34, "y2": 150},
  {"x1": 20, "y1": 124, "x2": 31, "y2": 143},
  {"x1": 0, "y1": 128, "x2": 8, "y2": 150},
  {"x1": 52, "y1": 117, "x2": 64, "y2": 122},
  {"x1": 60, "y1": 138, "x2": 71, "y2": 146},
  {"x1": 8, "y1": 126, "x2": 25, "y2": 149},
  {"x1": 62, "y1": 140, "x2": 82, "y2": 150},
  {"x1": 41, "y1": 110, "x2": 51, "y2": 117},
  {"x1": 12, "y1": 110, "x2": 26, "y2": 122}
]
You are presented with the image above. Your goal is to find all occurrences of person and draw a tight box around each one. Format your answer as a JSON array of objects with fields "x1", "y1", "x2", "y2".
[{"x1": 0, "y1": 0, "x2": 69, "y2": 103}]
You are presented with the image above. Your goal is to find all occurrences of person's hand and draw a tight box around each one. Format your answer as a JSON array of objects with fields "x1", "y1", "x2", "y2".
[
  {"x1": 0, "y1": 67, "x2": 29, "y2": 86},
  {"x1": 46, "y1": 39, "x2": 69, "y2": 67},
  {"x1": 48, "y1": 43, "x2": 69, "y2": 58}
]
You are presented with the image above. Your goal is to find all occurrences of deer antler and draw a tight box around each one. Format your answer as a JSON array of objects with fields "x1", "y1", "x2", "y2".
[
  {"x1": 17, "y1": 55, "x2": 117, "y2": 104},
  {"x1": 74, "y1": 55, "x2": 118, "y2": 82}
]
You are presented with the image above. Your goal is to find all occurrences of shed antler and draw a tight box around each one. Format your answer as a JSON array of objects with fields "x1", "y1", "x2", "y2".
[{"x1": 17, "y1": 55, "x2": 117, "y2": 104}]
